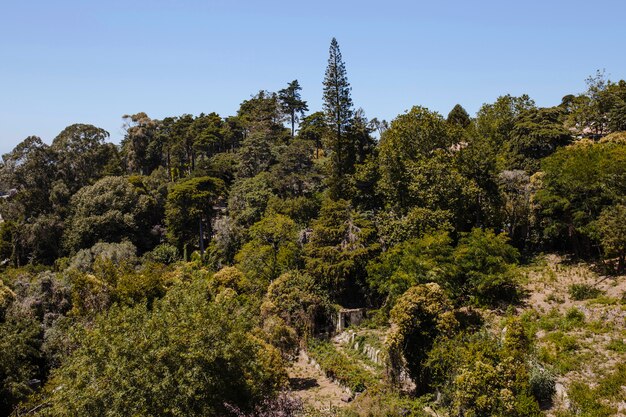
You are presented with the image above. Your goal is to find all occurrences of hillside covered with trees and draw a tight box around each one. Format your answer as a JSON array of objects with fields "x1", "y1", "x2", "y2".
[{"x1": 1, "y1": 38, "x2": 626, "y2": 417}]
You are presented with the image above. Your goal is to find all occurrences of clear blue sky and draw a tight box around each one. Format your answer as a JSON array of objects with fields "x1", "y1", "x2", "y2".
[{"x1": 1, "y1": 0, "x2": 625, "y2": 155}]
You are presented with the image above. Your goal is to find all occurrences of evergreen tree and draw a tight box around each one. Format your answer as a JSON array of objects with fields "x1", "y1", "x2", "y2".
[
  {"x1": 278, "y1": 80, "x2": 309, "y2": 138},
  {"x1": 322, "y1": 38, "x2": 354, "y2": 198},
  {"x1": 447, "y1": 104, "x2": 471, "y2": 128}
]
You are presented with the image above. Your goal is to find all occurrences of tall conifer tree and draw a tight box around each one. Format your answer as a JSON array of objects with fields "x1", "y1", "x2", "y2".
[
  {"x1": 323, "y1": 38, "x2": 354, "y2": 198},
  {"x1": 278, "y1": 80, "x2": 308, "y2": 138}
]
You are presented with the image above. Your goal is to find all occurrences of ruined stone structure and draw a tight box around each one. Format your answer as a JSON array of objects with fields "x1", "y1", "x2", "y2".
[{"x1": 335, "y1": 308, "x2": 366, "y2": 332}]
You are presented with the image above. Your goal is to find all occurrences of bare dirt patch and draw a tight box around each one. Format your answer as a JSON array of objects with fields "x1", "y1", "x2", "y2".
[{"x1": 287, "y1": 350, "x2": 349, "y2": 412}]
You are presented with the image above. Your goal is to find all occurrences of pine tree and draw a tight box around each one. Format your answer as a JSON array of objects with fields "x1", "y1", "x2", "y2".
[
  {"x1": 323, "y1": 38, "x2": 354, "y2": 198},
  {"x1": 447, "y1": 104, "x2": 471, "y2": 128},
  {"x1": 278, "y1": 80, "x2": 309, "y2": 138}
]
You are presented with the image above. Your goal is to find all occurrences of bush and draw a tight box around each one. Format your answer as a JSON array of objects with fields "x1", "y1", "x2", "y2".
[
  {"x1": 529, "y1": 366, "x2": 556, "y2": 404},
  {"x1": 568, "y1": 283, "x2": 602, "y2": 300},
  {"x1": 145, "y1": 243, "x2": 180, "y2": 265},
  {"x1": 388, "y1": 283, "x2": 458, "y2": 390},
  {"x1": 0, "y1": 314, "x2": 41, "y2": 415},
  {"x1": 40, "y1": 279, "x2": 286, "y2": 416},
  {"x1": 452, "y1": 228, "x2": 522, "y2": 307},
  {"x1": 262, "y1": 271, "x2": 333, "y2": 338},
  {"x1": 564, "y1": 307, "x2": 585, "y2": 324}
]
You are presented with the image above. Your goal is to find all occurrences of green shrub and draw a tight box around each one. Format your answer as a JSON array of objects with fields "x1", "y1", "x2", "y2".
[
  {"x1": 564, "y1": 307, "x2": 585, "y2": 324},
  {"x1": 145, "y1": 243, "x2": 180, "y2": 265},
  {"x1": 607, "y1": 339, "x2": 626, "y2": 352},
  {"x1": 40, "y1": 279, "x2": 286, "y2": 416},
  {"x1": 568, "y1": 283, "x2": 602, "y2": 300},
  {"x1": 569, "y1": 382, "x2": 616, "y2": 417},
  {"x1": 529, "y1": 366, "x2": 556, "y2": 404}
]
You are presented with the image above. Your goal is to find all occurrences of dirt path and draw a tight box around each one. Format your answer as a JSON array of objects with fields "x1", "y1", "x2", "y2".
[{"x1": 287, "y1": 350, "x2": 349, "y2": 412}]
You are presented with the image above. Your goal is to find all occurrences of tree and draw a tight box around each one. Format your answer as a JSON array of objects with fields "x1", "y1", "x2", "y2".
[
  {"x1": 323, "y1": 38, "x2": 355, "y2": 198},
  {"x1": 51, "y1": 124, "x2": 121, "y2": 193},
  {"x1": 0, "y1": 313, "x2": 41, "y2": 416},
  {"x1": 451, "y1": 228, "x2": 520, "y2": 306},
  {"x1": 508, "y1": 107, "x2": 571, "y2": 172},
  {"x1": 387, "y1": 283, "x2": 458, "y2": 391},
  {"x1": 227, "y1": 172, "x2": 276, "y2": 228},
  {"x1": 298, "y1": 111, "x2": 327, "y2": 158},
  {"x1": 377, "y1": 106, "x2": 456, "y2": 211},
  {"x1": 121, "y1": 112, "x2": 162, "y2": 175},
  {"x1": 447, "y1": 104, "x2": 471, "y2": 128},
  {"x1": 278, "y1": 80, "x2": 309, "y2": 138},
  {"x1": 475, "y1": 95, "x2": 535, "y2": 150},
  {"x1": 349, "y1": 108, "x2": 377, "y2": 164},
  {"x1": 304, "y1": 198, "x2": 379, "y2": 304},
  {"x1": 262, "y1": 270, "x2": 332, "y2": 338},
  {"x1": 0, "y1": 136, "x2": 55, "y2": 219},
  {"x1": 270, "y1": 139, "x2": 320, "y2": 197},
  {"x1": 238, "y1": 90, "x2": 288, "y2": 141},
  {"x1": 367, "y1": 231, "x2": 455, "y2": 306},
  {"x1": 235, "y1": 213, "x2": 300, "y2": 285},
  {"x1": 592, "y1": 204, "x2": 626, "y2": 272},
  {"x1": 165, "y1": 176, "x2": 225, "y2": 257},
  {"x1": 0, "y1": 137, "x2": 64, "y2": 265},
  {"x1": 498, "y1": 170, "x2": 532, "y2": 247},
  {"x1": 64, "y1": 176, "x2": 160, "y2": 254},
  {"x1": 39, "y1": 280, "x2": 286, "y2": 417},
  {"x1": 535, "y1": 140, "x2": 626, "y2": 256}
]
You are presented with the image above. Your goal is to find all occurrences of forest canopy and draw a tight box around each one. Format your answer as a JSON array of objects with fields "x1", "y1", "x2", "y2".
[{"x1": 1, "y1": 39, "x2": 626, "y2": 417}]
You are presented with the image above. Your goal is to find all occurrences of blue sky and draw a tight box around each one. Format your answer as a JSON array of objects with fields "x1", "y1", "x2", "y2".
[{"x1": 1, "y1": 0, "x2": 625, "y2": 155}]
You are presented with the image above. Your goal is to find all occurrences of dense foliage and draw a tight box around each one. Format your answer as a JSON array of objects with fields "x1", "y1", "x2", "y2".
[{"x1": 0, "y1": 38, "x2": 625, "y2": 416}]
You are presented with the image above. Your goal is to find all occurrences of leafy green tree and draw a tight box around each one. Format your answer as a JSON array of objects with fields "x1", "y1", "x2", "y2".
[
  {"x1": 447, "y1": 104, "x2": 471, "y2": 128},
  {"x1": 367, "y1": 231, "x2": 454, "y2": 307},
  {"x1": 475, "y1": 94, "x2": 535, "y2": 151},
  {"x1": 190, "y1": 112, "x2": 225, "y2": 163},
  {"x1": 377, "y1": 106, "x2": 455, "y2": 211},
  {"x1": 121, "y1": 112, "x2": 162, "y2": 175},
  {"x1": 298, "y1": 111, "x2": 327, "y2": 158},
  {"x1": 265, "y1": 195, "x2": 321, "y2": 227},
  {"x1": 38, "y1": 280, "x2": 286, "y2": 417},
  {"x1": 455, "y1": 134, "x2": 502, "y2": 228},
  {"x1": 0, "y1": 313, "x2": 41, "y2": 416},
  {"x1": 498, "y1": 170, "x2": 532, "y2": 247},
  {"x1": 0, "y1": 137, "x2": 60, "y2": 264},
  {"x1": 0, "y1": 136, "x2": 55, "y2": 218},
  {"x1": 270, "y1": 139, "x2": 321, "y2": 197},
  {"x1": 235, "y1": 213, "x2": 300, "y2": 285},
  {"x1": 562, "y1": 73, "x2": 626, "y2": 137},
  {"x1": 349, "y1": 108, "x2": 377, "y2": 165},
  {"x1": 446, "y1": 334, "x2": 541, "y2": 417},
  {"x1": 238, "y1": 90, "x2": 288, "y2": 140},
  {"x1": 508, "y1": 107, "x2": 571, "y2": 172},
  {"x1": 51, "y1": 124, "x2": 121, "y2": 193},
  {"x1": 349, "y1": 152, "x2": 383, "y2": 211},
  {"x1": 228, "y1": 172, "x2": 276, "y2": 228},
  {"x1": 304, "y1": 198, "x2": 379, "y2": 304},
  {"x1": 535, "y1": 140, "x2": 626, "y2": 255},
  {"x1": 165, "y1": 176, "x2": 225, "y2": 256},
  {"x1": 64, "y1": 176, "x2": 160, "y2": 254},
  {"x1": 237, "y1": 131, "x2": 275, "y2": 178},
  {"x1": 323, "y1": 38, "x2": 355, "y2": 198},
  {"x1": 262, "y1": 270, "x2": 332, "y2": 338},
  {"x1": 451, "y1": 228, "x2": 520, "y2": 306},
  {"x1": 278, "y1": 80, "x2": 309, "y2": 138},
  {"x1": 591, "y1": 204, "x2": 626, "y2": 272},
  {"x1": 387, "y1": 283, "x2": 458, "y2": 391}
]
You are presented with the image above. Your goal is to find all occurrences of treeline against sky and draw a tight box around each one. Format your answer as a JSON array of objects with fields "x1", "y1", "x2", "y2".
[{"x1": 1, "y1": 38, "x2": 626, "y2": 416}]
